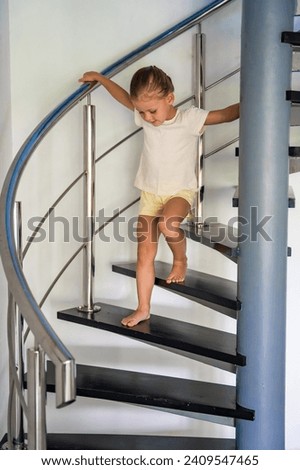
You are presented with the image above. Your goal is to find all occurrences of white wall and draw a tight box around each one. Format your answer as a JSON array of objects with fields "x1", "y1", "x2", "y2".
[
  {"x1": 0, "y1": 0, "x2": 12, "y2": 441},
  {"x1": 1, "y1": 0, "x2": 299, "y2": 448}
]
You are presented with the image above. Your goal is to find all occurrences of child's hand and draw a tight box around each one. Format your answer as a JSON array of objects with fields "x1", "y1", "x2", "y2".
[{"x1": 78, "y1": 71, "x2": 102, "y2": 83}]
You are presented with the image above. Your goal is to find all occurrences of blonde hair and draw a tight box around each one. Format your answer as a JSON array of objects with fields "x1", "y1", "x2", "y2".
[{"x1": 130, "y1": 66, "x2": 174, "y2": 100}]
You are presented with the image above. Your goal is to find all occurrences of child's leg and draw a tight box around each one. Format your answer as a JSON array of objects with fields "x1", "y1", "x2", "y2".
[
  {"x1": 121, "y1": 215, "x2": 160, "y2": 327},
  {"x1": 158, "y1": 197, "x2": 190, "y2": 284}
]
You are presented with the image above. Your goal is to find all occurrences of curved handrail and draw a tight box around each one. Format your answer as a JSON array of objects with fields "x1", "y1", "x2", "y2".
[
  {"x1": 0, "y1": 187, "x2": 76, "y2": 408},
  {"x1": 0, "y1": 0, "x2": 234, "y2": 410}
]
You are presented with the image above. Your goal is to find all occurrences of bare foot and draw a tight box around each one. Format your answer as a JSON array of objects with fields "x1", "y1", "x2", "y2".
[
  {"x1": 166, "y1": 258, "x2": 187, "y2": 284},
  {"x1": 121, "y1": 309, "x2": 150, "y2": 328}
]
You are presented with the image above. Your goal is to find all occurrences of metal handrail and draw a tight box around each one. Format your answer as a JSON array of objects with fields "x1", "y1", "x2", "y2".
[
  {"x1": 0, "y1": 190, "x2": 76, "y2": 409},
  {"x1": 0, "y1": 0, "x2": 235, "y2": 446}
]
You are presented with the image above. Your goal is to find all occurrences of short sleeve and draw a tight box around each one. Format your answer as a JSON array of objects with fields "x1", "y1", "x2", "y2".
[
  {"x1": 134, "y1": 108, "x2": 144, "y2": 127},
  {"x1": 183, "y1": 106, "x2": 209, "y2": 136}
]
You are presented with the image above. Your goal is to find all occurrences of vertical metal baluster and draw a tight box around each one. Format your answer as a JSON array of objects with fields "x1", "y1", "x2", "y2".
[
  {"x1": 193, "y1": 30, "x2": 206, "y2": 227},
  {"x1": 27, "y1": 347, "x2": 46, "y2": 450},
  {"x1": 9, "y1": 202, "x2": 25, "y2": 449},
  {"x1": 78, "y1": 95, "x2": 101, "y2": 315}
]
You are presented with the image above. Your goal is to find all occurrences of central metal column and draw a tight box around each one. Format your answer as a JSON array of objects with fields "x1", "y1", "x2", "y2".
[{"x1": 236, "y1": 0, "x2": 295, "y2": 449}]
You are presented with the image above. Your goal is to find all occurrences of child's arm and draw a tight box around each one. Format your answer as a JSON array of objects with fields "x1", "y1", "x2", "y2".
[
  {"x1": 204, "y1": 103, "x2": 240, "y2": 125},
  {"x1": 79, "y1": 71, "x2": 134, "y2": 111}
]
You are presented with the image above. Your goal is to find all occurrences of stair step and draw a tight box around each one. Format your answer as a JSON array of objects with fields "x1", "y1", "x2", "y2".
[
  {"x1": 293, "y1": 51, "x2": 300, "y2": 72},
  {"x1": 0, "y1": 431, "x2": 235, "y2": 450},
  {"x1": 236, "y1": 147, "x2": 300, "y2": 157},
  {"x1": 282, "y1": 31, "x2": 300, "y2": 46},
  {"x1": 0, "y1": 434, "x2": 8, "y2": 450},
  {"x1": 289, "y1": 158, "x2": 300, "y2": 174},
  {"x1": 289, "y1": 146, "x2": 300, "y2": 157},
  {"x1": 58, "y1": 303, "x2": 245, "y2": 367},
  {"x1": 45, "y1": 362, "x2": 254, "y2": 421},
  {"x1": 232, "y1": 187, "x2": 296, "y2": 208},
  {"x1": 46, "y1": 433, "x2": 235, "y2": 450},
  {"x1": 236, "y1": 146, "x2": 300, "y2": 172},
  {"x1": 287, "y1": 91, "x2": 300, "y2": 128},
  {"x1": 287, "y1": 90, "x2": 300, "y2": 103},
  {"x1": 112, "y1": 261, "x2": 240, "y2": 315},
  {"x1": 182, "y1": 223, "x2": 239, "y2": 262},
  {"x1": 291, "y1": 104, "x2": 300, "y2": 126}
]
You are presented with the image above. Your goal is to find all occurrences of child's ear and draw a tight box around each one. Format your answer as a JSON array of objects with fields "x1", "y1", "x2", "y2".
[{"x1": 166, "y1": 93, "x2": 175, "y2": 105}]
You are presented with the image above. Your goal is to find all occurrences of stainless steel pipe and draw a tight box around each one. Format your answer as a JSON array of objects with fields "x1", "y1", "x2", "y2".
[
  {"x1": 78, "y1": 97, "x2": 100, "y2": 314},
  {"x1": 194, "y1": 32, "x2": 206, "y2": 226},
  {"x1": 27, "y1": 347, "x2": 46, "y2": 450},
  {"x1": 9, "y1": 202, "x2": 25, "y2": 449}
]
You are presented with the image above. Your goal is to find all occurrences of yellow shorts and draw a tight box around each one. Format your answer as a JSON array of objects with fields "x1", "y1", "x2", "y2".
[{"x1": 139, "y1": 189, "x2": 196, "y2": 217}]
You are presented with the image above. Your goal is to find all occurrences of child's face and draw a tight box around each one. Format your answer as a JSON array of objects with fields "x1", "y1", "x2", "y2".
[{"x1": 132, "y1": 92, "x2": 175, "y2": 126}]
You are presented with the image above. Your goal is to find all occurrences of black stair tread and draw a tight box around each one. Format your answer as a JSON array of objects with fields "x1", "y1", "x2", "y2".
[
  {"x1": 289, "y1": 146, "x2": 300, "y2": 157},
  {"x1": 232, "y1": 187, "x2": 295, "y2": 208},
  {"x1": 46, "y1": 433, "x2": 235, "y2": 450},
  {"x1": 282, "y1": 31, "x2": 300, "y2": 46},
  {"x1": 182, "y1": 222, "x2": 238, "y2": 262},
  {"x1": 58, "y1": 302, "x2": 245, "y2": 366},
  {"x1": 46, "y1": 362, "x2": 254, "y2": 420},
  {"x1": 237, "y1": 147, "x2": 300, "y2": 156},
  {"x1": 286, "y1": 90, "x2": 300, "y2": 103},
  {"x1": 112, "y1": 261, "x2": 240, "y2": 311}
]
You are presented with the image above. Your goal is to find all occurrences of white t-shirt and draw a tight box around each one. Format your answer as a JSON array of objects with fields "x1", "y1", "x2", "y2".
[{"x1": 134, "y1": 106, "x2": 209, "y2": 195}]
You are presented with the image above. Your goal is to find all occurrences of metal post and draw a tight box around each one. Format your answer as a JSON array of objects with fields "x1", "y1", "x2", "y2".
[
  {"x1": 27, "y1": 347, "x2": 46, "y2": 450},
  {"x1": 236, "y1": 0, "x2": 295, "y2": 449},
  {"x1": 8, "y1": 202, "x2": 25, "y2": 449},
  {"x1": 193, "y1": 31, "x2": 206, "y2": 226},
  {"x1": 78, "y1": 95, "x2": 100, "y2": 314}
]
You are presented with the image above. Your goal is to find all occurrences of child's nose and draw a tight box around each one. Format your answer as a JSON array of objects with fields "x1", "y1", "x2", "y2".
[{"x1": 144, "y1": 112, "x2": 154, "y2": 122}]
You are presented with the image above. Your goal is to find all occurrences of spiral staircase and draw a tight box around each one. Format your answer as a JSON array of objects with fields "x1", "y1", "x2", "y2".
[{"x1": 0, "y1": 0, "x2": 299, "y2": 450}]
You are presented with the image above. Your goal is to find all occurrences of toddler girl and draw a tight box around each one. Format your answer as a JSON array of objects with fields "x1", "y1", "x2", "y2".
[{"x1": 79, "y1": 66, "x2": 239, "y2": 327}]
